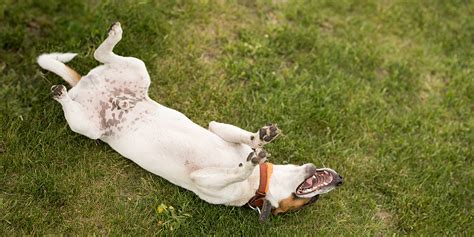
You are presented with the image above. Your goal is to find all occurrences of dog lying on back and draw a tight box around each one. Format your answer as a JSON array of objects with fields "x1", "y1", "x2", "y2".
[{"x1": 37, "y1": 22, "x2": 343, "y2": 223}]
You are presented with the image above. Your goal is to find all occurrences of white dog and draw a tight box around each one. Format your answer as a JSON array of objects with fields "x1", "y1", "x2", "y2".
[{"x1": 37, "y1": 22, "x2": 343, "y2": 223}]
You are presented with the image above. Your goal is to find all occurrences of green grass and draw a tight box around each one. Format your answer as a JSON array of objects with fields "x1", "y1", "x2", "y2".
[{"x1": 1, "y1": 0, "x2": 473, "y2": 235}]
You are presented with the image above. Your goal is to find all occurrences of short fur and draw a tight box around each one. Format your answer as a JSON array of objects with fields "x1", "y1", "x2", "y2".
[{"x1": 38, "y1": 22, "x2": 341, "y2": 221}]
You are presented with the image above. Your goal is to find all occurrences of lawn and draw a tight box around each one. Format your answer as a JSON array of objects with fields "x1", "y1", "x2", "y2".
[{"x1": 1, "y1": 0, "x2": 472, "y2": 235}]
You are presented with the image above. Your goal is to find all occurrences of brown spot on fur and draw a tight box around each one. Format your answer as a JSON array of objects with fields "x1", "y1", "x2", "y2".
[
  {"x1": 67, "y1": 66, "x2": 81, "y2": 83},
  {"x1": 99, "y1": 101, "x2": 111, "y2": 129},
  {"x1": 111, "y1": 100, "x2": 118, "y2": 111},
  {"x1": 273, "y1": 194, "x2": 311, "y2": 215},
  {"x1": 123, "y1": 88, "x2": 136, "y2": 97},
  {"x1": 105, "y1": 114, "x2": 120, "y2": 128},
  {"x1": 111, "y1": 88, "x2": 122, "y2": 96}
]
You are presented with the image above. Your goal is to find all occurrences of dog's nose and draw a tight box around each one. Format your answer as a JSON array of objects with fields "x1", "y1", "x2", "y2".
[
  {"x1": 304, "y1": 164, "x2": 317, "y2": 175},
  {"x1": 336, "y1": 175, "x2": 344, "y2": 186}
]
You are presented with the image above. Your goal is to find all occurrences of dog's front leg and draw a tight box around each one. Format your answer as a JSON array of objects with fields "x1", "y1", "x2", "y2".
[
  {"x1": 208, "y1": 121, "x2": 281, "y2": 149},
  {"x1": 52, "y1": 85, "x2": 102, "y2": 139},
  {"x1": 190, "y1": 150, "x2": 267, "y2": 189}
]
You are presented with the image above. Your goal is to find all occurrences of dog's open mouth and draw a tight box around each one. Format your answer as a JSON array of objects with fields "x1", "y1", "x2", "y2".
[{"x1": 296, "y1": 170, "x2": 338, "y2": 195}]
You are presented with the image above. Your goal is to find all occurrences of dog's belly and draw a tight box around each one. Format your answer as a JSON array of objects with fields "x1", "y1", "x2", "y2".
[
  {"x1": 102, "y1": 101, "x2": 253, "y2": 190},
  {"x1": 67, "y1": 65, "x2": 253, "y2": 192}
]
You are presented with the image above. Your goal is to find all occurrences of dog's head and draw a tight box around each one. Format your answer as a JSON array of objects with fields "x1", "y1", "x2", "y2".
[{"x1": 258, "y1": 163, "x2": 343, "y2": 222}]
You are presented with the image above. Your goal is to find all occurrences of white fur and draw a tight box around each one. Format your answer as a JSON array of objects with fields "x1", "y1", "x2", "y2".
[
  {"x1": 37, "y1": 53, "x2": 79, "y2": 86},
  {"x1": 38, "y1": 23, "x2": 334, "y2": 209}
]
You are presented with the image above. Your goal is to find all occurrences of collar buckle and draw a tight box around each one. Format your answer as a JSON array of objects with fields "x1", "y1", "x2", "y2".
[{"x1": 248, "y1": 203, "x2": 261, "y2": 214}]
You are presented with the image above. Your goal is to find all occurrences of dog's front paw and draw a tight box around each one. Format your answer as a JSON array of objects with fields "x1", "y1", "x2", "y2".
[
  {"x1": 259, "y1": 123, "x2": 281, "y2": 143},
  {"x1": 246, "y1": 149, "x2": 268, "y2": 165},
  {"x1": 108, "y1": 22, "x2": 122, "y2": 39},
  {"x1": 51, "y1": 85, "x2": 67, "y2": 100}
]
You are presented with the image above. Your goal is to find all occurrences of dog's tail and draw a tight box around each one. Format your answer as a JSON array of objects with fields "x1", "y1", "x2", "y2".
[{"x1": 37, "y1": 53, "x2": 81, "y2": 86}]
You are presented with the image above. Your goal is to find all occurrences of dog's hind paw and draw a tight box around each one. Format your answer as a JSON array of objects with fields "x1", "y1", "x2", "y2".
[
  {"x1": 51, "y1": 85, "x2": 67, "y2": 100},
  {"x1": 108, "y1": 22, "x2": 122, "y2": 39}
]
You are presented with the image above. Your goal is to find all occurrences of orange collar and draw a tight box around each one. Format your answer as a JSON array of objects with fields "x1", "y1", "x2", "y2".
[{"x1": 247, "y1": 163, "x2": 273, "y2": 209}]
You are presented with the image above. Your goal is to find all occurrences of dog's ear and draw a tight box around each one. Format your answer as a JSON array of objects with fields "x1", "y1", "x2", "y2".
[{"x1": 259, "y1": 199, "x2": 273, "y2": 224}]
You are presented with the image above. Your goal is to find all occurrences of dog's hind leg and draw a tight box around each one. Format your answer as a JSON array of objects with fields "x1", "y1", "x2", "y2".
[
  {"x1": 93, "y1": 22, "x2": 150, "y2": 84},
  {"x1": 208, "y1": 121, "x2": 280, "y2": 148},
  {"x1": 52, "y1": 85, "x2": 102, "y2": 139},
  {"x1": 93, "y1": 22, "x2": 124, "y2": 64},
  {"x1": 94, "y1": 22, "x2": 145, "y2": 67}
]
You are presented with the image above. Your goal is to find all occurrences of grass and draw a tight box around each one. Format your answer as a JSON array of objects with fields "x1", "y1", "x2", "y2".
[{"x1": 1, "y1": 0, "x2": 472, "y2": 235}]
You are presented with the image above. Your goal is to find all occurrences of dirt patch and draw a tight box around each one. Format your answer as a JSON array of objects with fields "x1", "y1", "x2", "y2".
[
  {"x1": 375, "y1": 206, "x2": 393, "y2": 227},
  {"x1": 375, "y1": 67, "x2": 388, "y2": 81},
  {"x1": 420, "y1": 72, "x2": 445, "y2": 102}
]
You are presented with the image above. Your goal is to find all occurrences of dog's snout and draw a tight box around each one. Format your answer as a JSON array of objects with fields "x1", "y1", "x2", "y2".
[
  {"x1": 336, "y1": 175, "x2": 344, "y2": 186},
  {"x1": 304, "y1": 164, "x2": 317, "y2": 175}
]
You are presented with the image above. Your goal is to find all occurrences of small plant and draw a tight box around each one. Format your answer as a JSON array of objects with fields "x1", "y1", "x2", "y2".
[{"x1": 155, "y1": 203, "x2": 192, "y2": 231}]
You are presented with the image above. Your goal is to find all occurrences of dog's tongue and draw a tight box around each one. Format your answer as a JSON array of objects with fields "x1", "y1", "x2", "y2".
[{"x1": 301, "y1": 176, "x2": 314, "y2": 189}]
